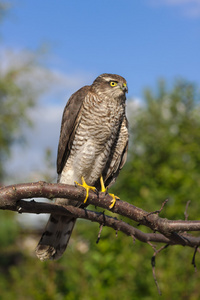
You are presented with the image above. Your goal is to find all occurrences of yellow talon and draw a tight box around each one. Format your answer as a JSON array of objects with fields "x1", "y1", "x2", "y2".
[
  {"x1": 100, "y1": 175, "x2": 119, "y2": 209},
  {"x1": 75, "y1": 176, "x2": 97, "y2": 203}
]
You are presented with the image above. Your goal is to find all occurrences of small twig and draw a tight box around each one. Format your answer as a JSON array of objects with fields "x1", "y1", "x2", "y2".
[
  {"x1": 149, "y1": 243, "x2": 169, "y2": 296},
  {"x1": 147, "y1": 199, "x2": 169, "y2": 216},
  {"x1": 192, "y1": 246, "x2": 198, "y2": 272},
  {"x1": 147, "y1": 240, "x2": 160, "y2": 293},
  {"x1": 184, "y1": 200, "x2": 191, "y2": 221},
  {"x1": 132, "y1": 235, "x2": 136, "y2": 244},
  {"x1": 96, "y1": 212, "x2": 105, "y2": 244},
  {"x1": 151, "y1": 253, "x2": 162, "y2": 296},
  {"x1": 147, "y1": 241, "x2": 157, "y2": 252},
  {"x1": 96, "y1": 223, "x2": 104, "y2": 244},
  {"x1": 157, "y1": 244, "x2": 169, "y2": 253}
]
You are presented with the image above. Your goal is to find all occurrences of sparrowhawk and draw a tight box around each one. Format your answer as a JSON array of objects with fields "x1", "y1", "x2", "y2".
[{"x1": 36, "y1": 73, "x2": 129, "y2": 260}]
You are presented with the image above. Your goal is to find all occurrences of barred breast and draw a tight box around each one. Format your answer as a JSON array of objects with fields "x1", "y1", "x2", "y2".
[{"x1": 59, "y1": 92, "x2": 125, "y2": 189}]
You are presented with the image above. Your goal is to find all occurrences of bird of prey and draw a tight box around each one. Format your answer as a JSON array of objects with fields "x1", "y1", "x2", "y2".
[{"x1": 36, "y1": 73, "x2": 129, "y2": 260}]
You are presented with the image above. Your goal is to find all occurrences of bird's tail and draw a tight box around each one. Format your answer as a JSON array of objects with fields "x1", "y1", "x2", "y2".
[{"x1": 35, "y1": 214, "x2": 76, "y2": 261}]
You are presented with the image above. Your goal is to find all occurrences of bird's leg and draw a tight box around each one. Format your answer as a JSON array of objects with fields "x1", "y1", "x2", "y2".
[
  {"x1": 100, "y1": 175, "x2": 107, "y2": 193},
  {"x1": 100, "y1": 175, "x2": 119, "y2": 209},
  {"x1": 75, "y1": 176, "x2": 97, "y2": 203}
]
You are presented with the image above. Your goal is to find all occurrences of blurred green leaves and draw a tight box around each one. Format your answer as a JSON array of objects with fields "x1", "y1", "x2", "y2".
[
  {"x1": 0, "y1": 211, "x2": 19, "y2": 248},
  {"x1": 114, "y1": 80, "x2": 200, "y2": 219}
]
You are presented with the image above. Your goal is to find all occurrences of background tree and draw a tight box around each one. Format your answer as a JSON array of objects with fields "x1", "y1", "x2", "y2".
[
  {"x1": 0, "y1": 5, "x2": 59, "y2": 296},
  {"x1": 115, "y1": 80, "x2": 200, "y2": 219},
  {"x1": 1, "y1": 78, "x2": 200, "y2": 299}
]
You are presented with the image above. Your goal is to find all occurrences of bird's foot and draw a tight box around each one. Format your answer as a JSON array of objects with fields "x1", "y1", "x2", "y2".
[
  {"x1": 100, "y1": 176, "x2": 119, "y2": 209},
  {"x1": 75, "y1": 176, "x2": 97, "y2": 203},
  {"x1": 108, "y1": 193, "x2": 120, "y2": 209}
]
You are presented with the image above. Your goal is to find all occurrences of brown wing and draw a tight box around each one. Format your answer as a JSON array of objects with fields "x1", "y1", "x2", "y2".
[
  {"x1": 103, "y1": 116, "x2": 129, "y2": 188},
  {"x1": 57, "y1": 85, "x2": 90, "y2": 174}
]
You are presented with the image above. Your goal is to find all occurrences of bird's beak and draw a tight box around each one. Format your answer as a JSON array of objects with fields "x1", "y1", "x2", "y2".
[{"x1": 122, "y1": 83, "x2": 128, "y2": 93}]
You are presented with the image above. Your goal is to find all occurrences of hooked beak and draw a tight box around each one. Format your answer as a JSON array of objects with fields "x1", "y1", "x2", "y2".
[{"x1": 122, "y1": 83, "x2": 128, "y2": 93}]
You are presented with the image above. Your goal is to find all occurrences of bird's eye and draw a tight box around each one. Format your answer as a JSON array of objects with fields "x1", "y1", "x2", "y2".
[{"x1": 110, "y1": 81, "x2": 118, "y2": 87}]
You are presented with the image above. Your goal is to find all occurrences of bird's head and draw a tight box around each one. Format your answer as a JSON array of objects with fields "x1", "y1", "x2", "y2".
[{"x1": 91, "y1": 73, "x2": 128, "y2": 100}]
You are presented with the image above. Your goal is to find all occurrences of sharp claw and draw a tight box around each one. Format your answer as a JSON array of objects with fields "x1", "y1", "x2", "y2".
[
  {"x1": 100, "y1": 175, "x2": 119, "y2": 209},
  {"x1": 109, "y1": 193, "x2": 119, "y2": 209},
  {"x1": 109, "y1": 199, "x2": 116, "y2": 209}
]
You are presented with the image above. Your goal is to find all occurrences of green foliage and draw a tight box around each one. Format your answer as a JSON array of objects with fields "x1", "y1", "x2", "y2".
[
  {"x1": 0, "y1": 68, "x2": 34, "y2": 162},
  {"x1": 1, "y1": 222, "x2": 200, "y2": 300},
  {"x1": 114, "y1": 80, "x2": 200, "y2": 219},
  {"x1": 0, "y1": 211, "x2": 19, "y2": 248},
  {"x1": 1, "y1": 79, "x2": 200, "y2": 299}
]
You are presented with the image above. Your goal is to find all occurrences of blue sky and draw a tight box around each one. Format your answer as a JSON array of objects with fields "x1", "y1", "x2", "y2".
[
  {"x1": 1, "y1": 0, "x2": 200, "y2": 180},
  {"x1": 1, "y1": 0, "x2": 200, "y2": 99}
]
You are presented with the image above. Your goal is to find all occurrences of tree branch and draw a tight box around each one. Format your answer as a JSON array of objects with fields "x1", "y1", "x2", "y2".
[{"x1": 1, "y1": 181, "x2": 200, "y2": 247}]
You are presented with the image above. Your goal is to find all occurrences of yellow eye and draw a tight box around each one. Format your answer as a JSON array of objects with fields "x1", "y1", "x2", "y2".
[{"x1": 110, "y1": 81, "x2": 118, "y2": 87}]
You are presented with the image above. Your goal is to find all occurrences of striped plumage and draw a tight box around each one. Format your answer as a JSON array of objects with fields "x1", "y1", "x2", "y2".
[{"x1": 35, "y1": 73, "x2": 129, "y2": 260}]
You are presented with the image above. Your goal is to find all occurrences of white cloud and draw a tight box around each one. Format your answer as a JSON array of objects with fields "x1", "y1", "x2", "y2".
[
  {"x1": 5, "y1": 104, "x2": 62, "y2": 181},
  {"x1": 0, "y1": 48, "x2": 94, "y2": 183},
  {"x1": 0, "y1": 48, "x2": 89, "y2": 98},
  {"x1": 149, "y1": 0, "x2": 200, "y2": 18}
]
